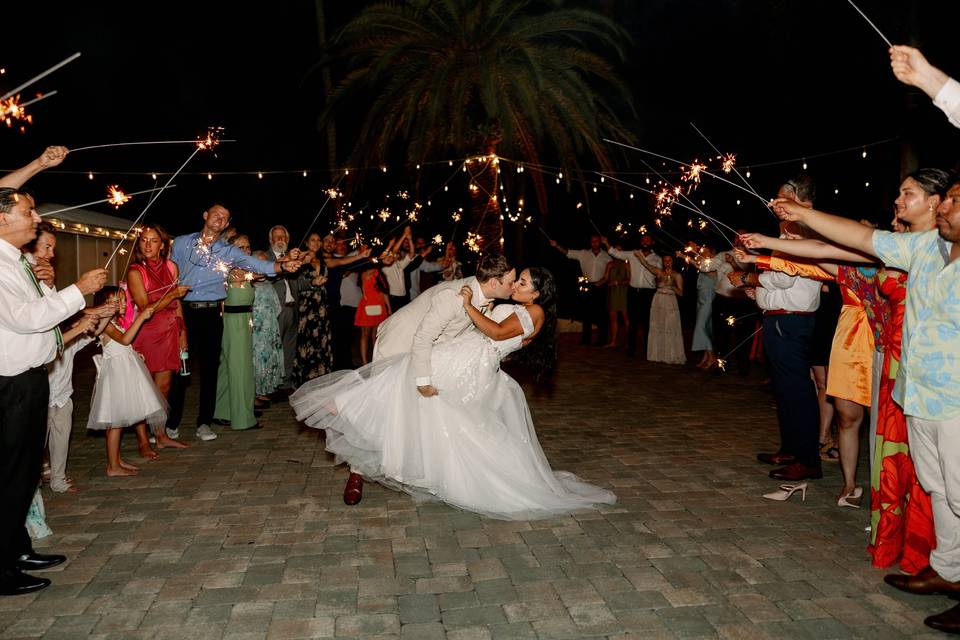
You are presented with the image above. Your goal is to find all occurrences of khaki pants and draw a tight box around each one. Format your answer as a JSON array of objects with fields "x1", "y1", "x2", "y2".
[
  {"x1": 907, "y1": 413, "x2": 960, "y2": 581},
  {"x1": 46, "y1": 399, "x2": 73, "y2": 493}
]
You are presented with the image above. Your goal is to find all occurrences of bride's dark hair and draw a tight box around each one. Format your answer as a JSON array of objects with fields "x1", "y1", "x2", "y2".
[{"x1": 513, "y1": 267, "x2": 557, "y2": 382}]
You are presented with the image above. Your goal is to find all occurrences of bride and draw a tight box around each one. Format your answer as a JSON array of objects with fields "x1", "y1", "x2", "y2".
[{"x1": 290, "y1": 267, "x2": 616, "y2": 520}]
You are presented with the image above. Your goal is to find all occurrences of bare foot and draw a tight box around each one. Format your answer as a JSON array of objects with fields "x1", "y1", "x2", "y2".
[
  {"x1": 154, "y1": 434, "x2": 189, "y2": 449},
  {"x1": 118, "y1": 458, "x2": 141, "y2": 472},
  {"x1": 106, "y1": 465, "x2": 138, "y2": 477},
  {"x1": 138, "y1": 444, "x2": 160, "y2": 460}
]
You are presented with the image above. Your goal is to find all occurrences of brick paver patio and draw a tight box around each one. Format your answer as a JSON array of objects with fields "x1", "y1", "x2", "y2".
[{"x1": 3, "y1": 336, "x2": 950, "y2": 639}]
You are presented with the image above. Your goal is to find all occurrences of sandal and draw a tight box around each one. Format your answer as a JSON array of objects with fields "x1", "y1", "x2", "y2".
[{"x1": 819, "y1": 441, "x2": 840, "y2": 462}]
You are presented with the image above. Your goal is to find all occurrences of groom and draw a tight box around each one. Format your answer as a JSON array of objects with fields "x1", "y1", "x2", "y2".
[{"x1": 343, "y1": 253, "x2": 517, "y2": 504}]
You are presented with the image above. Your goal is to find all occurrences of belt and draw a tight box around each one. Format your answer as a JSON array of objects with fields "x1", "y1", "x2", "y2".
[
  {"x1": 186, "y1": 300, "x2": 221, "y2": 309},
  {"x1": 764, "y1": 309, "x2": 815, "y2": 316},
  {"x1": 224, "y1": 305, "x2": 253, "y2": 314},
  {"x1": 284, "y1": 302, "x2": 296, "y2": 307}
]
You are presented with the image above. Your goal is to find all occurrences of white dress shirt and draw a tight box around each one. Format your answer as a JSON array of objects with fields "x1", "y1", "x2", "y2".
[
  {"x1": 273, "y1": 249, "x2": 294, "y2": 303},
  {"x1": 713, "y1": 251, "x2": 744, "y2": 298},
  {"x1": 608, "y1": 248, "x2": 660, "y2": 289},
  {"x1": 755, "y1": 269, "x2": 821, "y2": 313},
  {"x1": 934, "y1": 77, "x2": 960, "y2": 129},
  {"x1": 0, "y1": 238, "x2": 86, "y2": 376},
  {"x1": 382, "y1": 254, "x2": 413, "y2": 296},
  {"x1": 566, "y1": 249, "x2": 612, "y2": 283},
  {"x1": 48, "y1": 335, "x2": 93, "y2": 408}
]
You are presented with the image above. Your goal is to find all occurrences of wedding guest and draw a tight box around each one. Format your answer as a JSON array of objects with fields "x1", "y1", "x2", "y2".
[
  {"x1": 355, "y1": 266, "x2": 390, "y2": 365},
  {"x1": 440, "y1": 241, "x2": 463, "y2": 281},
  {"x1": 600, "y1": 256, "x2": 630, "y2": 349},
  {"x1": 636, "y1": 253, "x2": 685, "y2": 364},
  {"x1": 126, "y1": 223, "x2": 190, "y2": 450},
  {"x1": 711, "y1": 240, "x2": 753, "y2": 375},
  {"x1": 268, "y1": 225, "x2": 299, "y2": 392},
  {"x1": 691, "y1": 243, "x2": 718, "y2": 369},
  {"x1": 168, "y1": 204, "x2": 301, "y2": 442},
  {"x1": 407, "y1": 236, "x2": 445, "y2": 300},
  {"x1": 213, "y1": 235, "x2": 259, "y2": 431},
  {"x1": 293, "y1": 233, "x2": 334, "y2": 385},
  {"x1": 729, "y1": 175, "x2": 822, "y2": 482},
  {"x1": 604, "y1": 235, "x2": 661, "y2": 358},
  {"x1": 549, "y1": 234, "x2": 611, "y2": 345},
  {"x1": 251, "y1": 250, "x2": 284, "y2": 406},
  {"x1": 333, "y1": 237, "x2": 363, "y2": 369},
  {"x1": 381, "y1": 227, "x2": 414, "y2": 311}
]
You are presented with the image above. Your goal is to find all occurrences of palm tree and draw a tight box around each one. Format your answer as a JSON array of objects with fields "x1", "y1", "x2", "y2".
[{"x1": 319, "y1": 0, "x2": 634, "y2": 253}]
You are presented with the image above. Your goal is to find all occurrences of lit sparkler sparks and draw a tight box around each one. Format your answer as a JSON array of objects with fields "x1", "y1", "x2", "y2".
[
  {"x1": 726, "y1": 315, "x2": 736, "y2": 326},
  {"x1": 215, "y1": 260, "x2": 229, "y2": 274},
  {"x1": 577, "y1": 276, "x2": 590, "y2": 293},
  {"x1": 682, "y1": 160, "x2": 707, "y2": 185},
  {"x1": 0, "y1": 95, "x2": 31, "y2": 130},
  {"x1": 196, "y1": 126, "x2": 225, "y2": 150},
  {"x1": 433, "y1": 234, "x2": 443, "y2": 245},
  {"x1": 716, "y1": 358, "x2": 727, "y2": 371},
  {"x1": 721, "y1": 153, "x2": 736, "y2": 174},
  {"x1": 106, "y1": 185, "x2": 130, "y2": 208},
  {"x1": 465, "y1": 232, "x2": 481, "y2": 253},
  {"x1": 244, "y1": 272, "x2": 255, "y2": 282},
  {"x1": 326, "y1": 188, "x2": 340, "y2": 199}
]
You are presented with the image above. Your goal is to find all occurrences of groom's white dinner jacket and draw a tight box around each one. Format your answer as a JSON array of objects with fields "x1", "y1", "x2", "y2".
[{"x1": 374, "y1": 276, "x2": 489, "y2": 386}]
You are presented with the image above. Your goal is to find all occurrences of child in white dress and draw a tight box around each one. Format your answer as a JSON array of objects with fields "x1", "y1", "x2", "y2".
[{"x1": 86, "y1": 287, "x2": 168, "y2": 476}]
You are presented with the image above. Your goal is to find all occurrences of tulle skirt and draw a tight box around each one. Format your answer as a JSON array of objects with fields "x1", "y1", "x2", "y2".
[
  {"x1": 87, "y1": 351, "x2": 168, "y2": 431},
  {"x1": 291, "y1": 343, "x2": 616, "y2": 520}
]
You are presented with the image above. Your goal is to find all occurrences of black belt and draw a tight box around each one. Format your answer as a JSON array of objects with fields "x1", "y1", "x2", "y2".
[
  {"x1": 283, "y1": 302, "x2": 296, "y2": 307},
  {"x1": 224, "y1": 305, "x2": 253, "y2": 313},
  {"x1": 187, "y1": 301, "x2": 221, "y2": 309}
]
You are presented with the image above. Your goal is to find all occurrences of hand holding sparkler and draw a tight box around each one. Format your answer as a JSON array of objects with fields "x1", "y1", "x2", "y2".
[
  {"x1": 0, "y1": 145, "x2": 68, "y2": 189},
  {"x1": 769, "y1": 198, "x2": 811, "y2": 223},
  {"x1": 737, "y1": 233, "x2": 774, "y2": 252},
  {"x1": 889, "y1": 45, "x2": 951, "y2": 100},
  {"x1": 732, "y1": 248, "x2": 758, "y2": 264},
  {"x1": 75, "y1": 268, "x2": 109, "y2": 296},
  {"x1": 38, "y1": 146, "x2": 68, "y2": 169}
]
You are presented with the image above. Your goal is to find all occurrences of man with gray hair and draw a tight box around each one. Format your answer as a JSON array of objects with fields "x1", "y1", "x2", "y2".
[{"x1": 268, "y1": 225, "x2": 299, "y2": 393}]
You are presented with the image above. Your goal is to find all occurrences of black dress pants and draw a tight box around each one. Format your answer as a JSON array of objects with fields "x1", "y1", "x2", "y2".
[
  {"x1": 168, "y1": 304, "x2": 223, "y2": 429},
  {"x1": 627, "y1": 287, "x2": 656, "y2": 357},
  {"x1": 0, "y1": 367, "x2": 48, "y2": 569},
  {"x1": 762, "y1": 314, "x2": 820, "y2": 467}
]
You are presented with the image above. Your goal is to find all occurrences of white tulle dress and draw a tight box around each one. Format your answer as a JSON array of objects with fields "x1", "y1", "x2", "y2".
[
  {"x1": 291, "y1": 303, "x2": 616, "y2": 520},
  {"x1": 87, "y1": 332, "x2": 168, "y2": 431}
]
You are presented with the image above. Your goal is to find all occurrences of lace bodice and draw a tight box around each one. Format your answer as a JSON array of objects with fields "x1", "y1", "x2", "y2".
[{"x1": 488, "y1": 304, "x2": 535, "y2": 357}]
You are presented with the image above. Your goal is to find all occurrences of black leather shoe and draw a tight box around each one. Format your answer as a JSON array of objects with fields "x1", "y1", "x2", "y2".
[
  {"x1": 254, "y1": 409, "x2": 263, "y2": 418},
  {"x1": 926, "y1": 603, "x2": 960, "y2": 633},
  {"x1": 0, "y1": 569, "x2": 50, "y2": 596},
  {"x1": 16, "y1": 553, "x2": 66, "y2": 572}
]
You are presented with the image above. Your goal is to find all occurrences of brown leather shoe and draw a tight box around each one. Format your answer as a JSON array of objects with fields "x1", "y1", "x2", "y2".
[
  {"x1": 343, "y1": 472, "x2": 364, "y2": 506},
  {"x1": 926, "y1": 603, "x2": 960, "y2": 633},
  {"x1": 757, "y1": 452, "x2": 795, "y2": 466},
  {"x1": 885, "y1": 565, "x2": 960, "y2": 596},
  {"x1": 769, "y1": 463, "x2": 823, "y2": 481}
]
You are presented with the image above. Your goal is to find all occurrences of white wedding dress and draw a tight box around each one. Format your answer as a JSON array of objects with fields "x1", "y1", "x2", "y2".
[{"x1": 291, "y1": 303, "x2": 616, "y2": 520}]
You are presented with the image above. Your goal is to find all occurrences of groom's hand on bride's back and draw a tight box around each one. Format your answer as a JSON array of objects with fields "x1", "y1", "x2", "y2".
[{"x1": 418, "y1": 385, "x2": 439, "y2": 397}]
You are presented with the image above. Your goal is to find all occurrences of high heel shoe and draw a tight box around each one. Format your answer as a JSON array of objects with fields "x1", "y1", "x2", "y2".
[
  {"x1": 763, "y1": 483, "x2": 807, "y2": 502},
  {"x1": 837, "y1": 486, "x2": 863, "y2": 508}
]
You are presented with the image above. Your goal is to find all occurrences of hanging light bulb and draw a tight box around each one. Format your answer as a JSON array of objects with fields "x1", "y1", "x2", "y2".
[
  {"x1": 207, "y1": 173, "x2": 212, "y2": 180},
  {"x1": 862, "y1": 149, "x2": 867, "y2": 159},
  {"x1": 258, "y1": 172, "x2": 263, "y2": 179},
  {"x1": 302, "y1": 171, "x2": 308, "y2": 177},
  {"x1": 151, "y1": 173, "x2": 157, "y2": 180},
  {"x1": 88, "y1": 172, "x2": 94, "y2": 180}
]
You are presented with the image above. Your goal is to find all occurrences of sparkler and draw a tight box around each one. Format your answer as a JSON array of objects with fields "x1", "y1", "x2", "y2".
[
  {"x1": 0, "y1": 96, "x2": 30, "y2": 129},
  {"x1": 196, "y1": 126, "x2": 226, "y2": 151},
  {"x1": 0, "y1": 52, "x2": 81, "y2": 101},
  {"x1": 106, "y1": 185, "x2": 130, "y2": 208},
  {"x1": 295, "y1": 175, "x2": 346, "y2": 248},
  {"x1": 688, "y1": 123, "x2": 773, "y2": 219},
  {"x1": 104, "y1": 143, "x2": 205, "y2": 268},
  {"x1": 681, "y1": 160, "x2": 707, "y2": 186},
  {"x1": 721, "y1": 153, "x2": 736, "y2": 174},
  {"x1": 69, "y1": 138, "x2": 236, "y2": 154},
  {"x1": 845, "y1": 0, "x2": 892, "y2": 47},
  {"x1": 40, "y1": 185, "x2": 171, "y2": 217},
  {"x1": 715, "y1": 325, "x2": 764, "y2": 373}
]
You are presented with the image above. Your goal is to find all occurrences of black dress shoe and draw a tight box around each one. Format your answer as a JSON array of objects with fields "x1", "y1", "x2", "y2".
[
  {"x1": 16, "y1": 553, "x2": 66, "y2": 571},
  {"x1": 757, "y1": 452, "x2": 795, "y2": 465},
  {"x1": 212, "y1": 418, "x2": 231, "y2": 427},
  {"x1": 769, "y1": 463, "x2": 823, "y2": 481},
  {"x1": 926, "y1": 603, "x2": 960, "y2": 633},
  {"x1": 254, "y1": 409, "x2": 263, "y2": 418},
  {"x1": 0, "y1": 569, "x2": 50, "y2": 596}
]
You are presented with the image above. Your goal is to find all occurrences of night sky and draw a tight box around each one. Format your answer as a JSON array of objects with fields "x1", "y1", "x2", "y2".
[{"x1": 3, "y1": 0, "x2": 958, "y2": 259}]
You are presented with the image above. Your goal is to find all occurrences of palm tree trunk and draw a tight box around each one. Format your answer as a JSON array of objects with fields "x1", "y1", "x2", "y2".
[
  {"x1": 315, "y1": 0, "x2": 337, "y2": 170},
  {"x1": 470, "y1": 140, "x2": 503, "y2": 255}
]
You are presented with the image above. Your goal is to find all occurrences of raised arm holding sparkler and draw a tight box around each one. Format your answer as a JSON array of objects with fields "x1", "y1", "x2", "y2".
[
  {"x1": 0, "y1": 146, "x2": 68, "y2": 189},
  {"x1": 890, "y1": 46, "x2": 960, "y2": 129}
]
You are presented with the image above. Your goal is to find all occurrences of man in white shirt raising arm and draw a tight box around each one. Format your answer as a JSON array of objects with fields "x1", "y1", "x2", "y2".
[{"x1": 0, "y1": 188, "x2": 108, "y2": 596}]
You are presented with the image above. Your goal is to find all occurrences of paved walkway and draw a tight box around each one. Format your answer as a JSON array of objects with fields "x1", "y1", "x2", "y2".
[{"x1": 2, "y1": 337, "x2": 950, "y2": 639}]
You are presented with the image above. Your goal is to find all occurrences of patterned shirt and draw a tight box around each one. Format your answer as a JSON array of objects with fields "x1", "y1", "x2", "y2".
[{"x1": 872, "y1": 229, "x2": 960, "y2": 420}]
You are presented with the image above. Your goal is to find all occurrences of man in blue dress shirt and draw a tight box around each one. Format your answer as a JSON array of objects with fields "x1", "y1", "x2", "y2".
[{"x1": 168, "y1": 203, "x2": 301, "y2": 441}]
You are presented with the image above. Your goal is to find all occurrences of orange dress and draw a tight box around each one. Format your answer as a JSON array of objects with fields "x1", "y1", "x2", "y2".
[
  {"x1": 756, "y1": 257, "x2": 882, "y2": 407},
  {"x1": 869, "y1": 269, "x2": 935, "y2": 572}
]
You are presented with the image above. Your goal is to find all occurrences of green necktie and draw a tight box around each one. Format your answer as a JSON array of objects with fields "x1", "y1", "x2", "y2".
[{"x1": 20, "y1": 254, "x2": 63, "y2": 354}]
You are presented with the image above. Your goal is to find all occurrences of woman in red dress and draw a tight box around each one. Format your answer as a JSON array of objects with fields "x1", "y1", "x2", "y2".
[{"x1": 126, "y1": 224, "x2": 191, "y2": 451}]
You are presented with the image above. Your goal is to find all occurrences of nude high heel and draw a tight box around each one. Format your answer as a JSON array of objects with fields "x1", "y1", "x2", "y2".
[
  {"x1": 763, "y1": 483, "x2": 808, "y2": 502},
  {"x1": 837, "y1": 486, "x2": 863, "y2": 508}
]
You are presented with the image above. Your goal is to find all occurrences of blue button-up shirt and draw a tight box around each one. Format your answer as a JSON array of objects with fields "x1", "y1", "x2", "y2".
[
  {"x1": 873, "y1": 229, "x2": 960, "y2": 420},
  {"x1": 171, "y1": 232, "x2": 277, "y2": 302}
]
